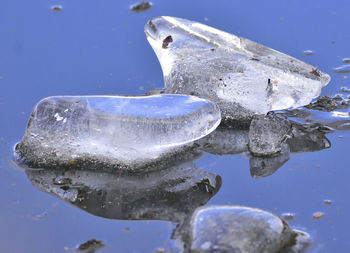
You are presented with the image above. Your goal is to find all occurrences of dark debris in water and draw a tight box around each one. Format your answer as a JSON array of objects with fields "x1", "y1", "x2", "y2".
[
  {"x1": 340, "y1": 87, "x2": 350, "y2": 93},
  {"x1": 313, "y1": 212, "x2": 324, "y2": 219},
  {"x1": 51, "y1": 5, "x2": 63, "y2": 12},
  {"x1": 305, "y1": 95, "x2": 349, "y2": 112},
  {"x1": 78, "y1": 239, "x2": 105, "y2": 252},
  {"x1": 130, "y1": 1, "x2": 152, "y2": 13},
  {"x1": 323, "y1": 199, "x2": 333, "y2": 205}
]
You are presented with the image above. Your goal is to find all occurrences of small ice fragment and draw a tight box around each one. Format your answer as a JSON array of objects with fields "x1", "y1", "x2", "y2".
[
  {"x1": 16, "y1": 95, "x2": 221, "y2": 170},
  {"x1": 145, "y1": 16, "x2": 331, "y2": 120},
  {"x1": 305, "y1": 95, "x2": 349, "y2": 112},
  {"x1": 302, "y1": 50, "x2": 314, "y2": 56},
  {"x1": 323, "y1": 199, "x2": 333, "y2": 205},
  {"x1": 51, "y1": 5, "x2": 62, "y2": 12},
  {"x1": 333, "y1": 64, "x2": 350, "y2": 73},
  {"x1": 248, "y1": 114, "x2": 291, "y2": 156},
  {"x1": 78, "y1": 239, "x2": 105, "y2": 251},
  {"x1": 130, "y1": 1, "x2": 152, "y2": 13},
  {"x1": 281, "y1": 212, "x2": 296, "y2": 221},
  {"x1": 340, "y1": 87, "x2": 350, "y2": 93}
]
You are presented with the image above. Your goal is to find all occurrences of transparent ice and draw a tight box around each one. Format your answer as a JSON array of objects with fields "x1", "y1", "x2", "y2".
[
  {"x1": 248, "y1": 114, "x2": 292, "y2": 156},
  {"x1": 181, "y1": 205, "x2": 310, "y2": 253},
  {"x1": 145, "y1": 16, "x2": 331, "y2": 120},
  {"x1": 16, "y1": 94, "x2": 221, "y2": 169}
]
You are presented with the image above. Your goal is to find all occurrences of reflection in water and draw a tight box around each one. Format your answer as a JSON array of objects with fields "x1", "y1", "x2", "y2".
[
  {"x1": 24, "y1": 153, "x2": 221, "y2": 223},
  {"x1": 287, "y1": 123, "x2": 331, "y2": 153},
  {"x1": 249, "y1": 144, "x2": 290, "y2": 178},
  {"x1": 198, "y1": 118, "x2": 331, "y2": 178},
  {"x1": 20, "y1": 96, "x2": 349, "y2": 252}
]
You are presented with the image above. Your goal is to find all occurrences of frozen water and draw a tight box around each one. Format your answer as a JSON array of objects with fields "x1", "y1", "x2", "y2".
[
  {"x1": 145, "y1": 16, "x2": 331, "y2": 120},
  {"x1": 280, "y1": 95, "x2": 350, "y2": 131},
  {"x1": 180, "y1": 205, "x2": 310, "y2": 253},
  {"x1": 16, "y1": 94, "x2": 221, "y2": 170},
  {"x1": 333, "y1": 64, "x2": 350, "y2": 73},
  {"x1": 248, "y1": 114, "x2": 292, "y2": 156}
]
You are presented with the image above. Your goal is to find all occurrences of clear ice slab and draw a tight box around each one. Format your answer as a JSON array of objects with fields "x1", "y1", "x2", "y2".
[
  {"x1": 16, "y1": 95, "x2": 221, "y2": 170},
  {"x1": 145, "y1": 16, "x2": 331, "y2": 120}
]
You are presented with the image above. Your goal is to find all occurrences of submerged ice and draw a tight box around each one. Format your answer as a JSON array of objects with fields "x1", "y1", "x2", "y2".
[
  {"x1": 16, "y1": 95, "x2": 221, "y2": 169},
  {"x1": 145, "y1": 16, "x2": 331, "y2": 120}
]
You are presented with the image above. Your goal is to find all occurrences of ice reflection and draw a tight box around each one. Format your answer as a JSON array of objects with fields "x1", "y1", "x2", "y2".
[
  {"x1": 197, "y1": 119, "x2": 331, "y2": 178},
  {"x1": 24, "y1": 152, "x2": 221, "y2": 223}
]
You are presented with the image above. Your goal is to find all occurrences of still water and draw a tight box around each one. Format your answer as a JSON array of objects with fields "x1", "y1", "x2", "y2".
[{"x1": 1, "y1": 0, "x2": 350, "y2": 252}]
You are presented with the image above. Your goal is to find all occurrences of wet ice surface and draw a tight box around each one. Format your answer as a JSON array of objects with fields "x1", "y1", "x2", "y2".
[
  {"x1": 16, "y1": 95, "x2": 220, "y2": 171},
  {"x1": 145, "y1": 16, "x2": 331, "y2": 120},
  {"x1": 183, "y1": 206, "x2": 310, "y2": 253},
  {"x1": 248, "y1": 114, "x2": 292, "y2": 156},
  {"x1": 281, "y1": 95, "x2": 350, "y2": 131},
  {"x1": 197, "y1": 108, "x2": 332, "y2": 178},
  {"x1": 2, "y1": 0, "x2": 350, "y2": 252},
  {"x1": 333, "y1": 64, "x2": 350, "y2": 73}
]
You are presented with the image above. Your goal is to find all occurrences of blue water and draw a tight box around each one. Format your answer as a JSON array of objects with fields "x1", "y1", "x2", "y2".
[{"x1": 1, "y1": 0, "x2": 350, "y2": 252}]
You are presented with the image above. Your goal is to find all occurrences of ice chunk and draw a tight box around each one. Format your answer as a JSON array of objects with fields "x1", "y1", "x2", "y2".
[
  {"x1": 281, "y1": 95, "x2": 350, "y2": 131},
  {"x1": 24, "y1": 155, "x2": 221, "y2": 222},
  {"x1": 16, "y1": 95, "x2": 221, "y2": 170},
  {"x1": 333, "y1": 64, "x2": 350, "y2": 73},
  {"x1": 248, "y1": 114, "x2": 292, "y2": 156},
  {"x1": 179, "y1": 205, "x2": 311, "y2": 253},
  {"x1": 145, "y1": 16, "x2": 331, "y2": 120},
  {"x1": 130, "y1": 1, "x2": 152, "y2": 13}
]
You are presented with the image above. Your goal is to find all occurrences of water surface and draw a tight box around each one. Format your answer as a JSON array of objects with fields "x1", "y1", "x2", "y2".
[{"x1": 1, "y1": 0, "x2": 350, "y2": 252}]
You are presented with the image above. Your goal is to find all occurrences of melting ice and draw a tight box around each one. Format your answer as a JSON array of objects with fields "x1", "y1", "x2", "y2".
[
  {"x1": 16, "y1": 94, "x2": 221, "y2": 170},
  {"x1": 145, "y1": 16, "x2": 331, "y2": 120}
]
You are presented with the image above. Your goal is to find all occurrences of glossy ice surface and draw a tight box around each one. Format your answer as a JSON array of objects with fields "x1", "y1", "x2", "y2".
[
  {"x1": 186, "y1": 206, "x2": 310, "y2": 253},
  {"x1": 1, "y1": 0, "x2": 350, "y2": 252},
  {"x1": 145, "y1": 16, "x2": 331, "y2": 120},
  {"x1": 16, "y1": 95, "x2": 220, "y2": 169}
]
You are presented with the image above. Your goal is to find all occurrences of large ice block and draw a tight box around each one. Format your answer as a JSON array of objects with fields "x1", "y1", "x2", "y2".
[
  {"x1": 145, "y1": 16, "x2": 331, "y2": 120},
  {"x1": 16, "y1": 94, "x2": 221, "y2": 170}
]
